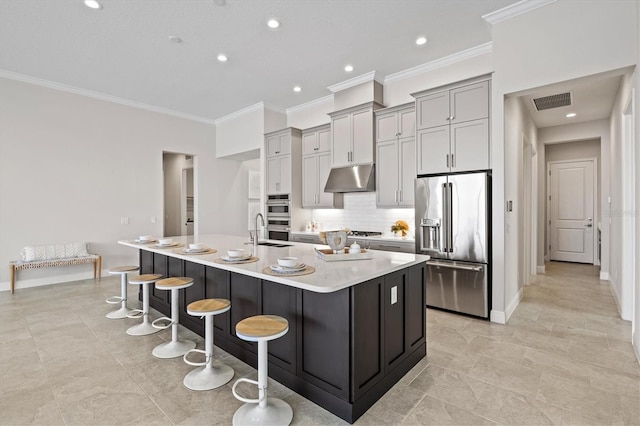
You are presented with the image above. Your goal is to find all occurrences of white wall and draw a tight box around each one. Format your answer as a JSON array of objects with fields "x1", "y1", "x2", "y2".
[
  {"x1": 634, "y1": 3, "x2": 640, "y2": 359},
  {"x1": 491, "y1": 0, "x2": 637, "y2": 323},
  {"x1": 287, "y1": 96, "x2": 333, "y2": 130},
  {"x1": 0, "y1": 77, "x2": 246, "y2": 291}
]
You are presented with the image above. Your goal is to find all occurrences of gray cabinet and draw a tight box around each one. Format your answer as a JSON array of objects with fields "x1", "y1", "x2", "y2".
[
  {"x1": 413, "y1": 79, "x2": 490, "y2": 175},
  {"x1": 290, "y1": 233, "x2": 322, "y2": 244},
  {"x1": 265, "y1": 128, "x2": 301, "y2": 195},
  {"x1": 375, "y1": 104, "x2": 416, "y2": 207},
  {"x1": 351, "y1": 239, "x2": 415, "y2": 253},
  {"x1": 329, "y1": 102, "x2": 383, "y2": 167},
  {"x1": 302, "y1": 125, "x2": 343, "y2": 208}
]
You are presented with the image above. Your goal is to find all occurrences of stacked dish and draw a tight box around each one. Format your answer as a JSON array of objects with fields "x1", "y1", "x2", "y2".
[
  {"x1": 221, "y1": 249, "x2": 252, "y2": 262},
  {"x1": 270, "y1": 257, "x2": 306, "y2": 273}
]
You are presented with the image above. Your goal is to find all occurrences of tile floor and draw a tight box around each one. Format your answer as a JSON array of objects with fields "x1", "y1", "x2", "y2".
[{"x1": 1, "y1": 262, "x2": 638, "y2": 425}]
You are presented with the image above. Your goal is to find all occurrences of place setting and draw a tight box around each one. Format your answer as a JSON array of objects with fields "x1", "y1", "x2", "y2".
[
  {"x1": 262, "y1": 256, "x2": 315, "y2": 277},
  {"x1": 152, "y1": 238, "x2": 184, "y2": 249},
  {"x1": 176, "y1": 242, "x2": 217, "y2": 255},
  {"x1": 132, "y1": 235, "x2": 158, "y2": 244},
  {"x1": 215, "y1": 248, "x2": 258, "y2": 265}
]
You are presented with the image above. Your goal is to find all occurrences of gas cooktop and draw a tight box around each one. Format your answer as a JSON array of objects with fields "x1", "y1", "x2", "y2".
[{"x1": 348, "y1": 230, "x2": 383, "y2": 237}]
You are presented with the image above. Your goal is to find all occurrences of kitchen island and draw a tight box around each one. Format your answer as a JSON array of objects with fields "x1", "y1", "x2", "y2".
[{"x1": 119, "y1": 235, "x2": 428, "y2": 423}]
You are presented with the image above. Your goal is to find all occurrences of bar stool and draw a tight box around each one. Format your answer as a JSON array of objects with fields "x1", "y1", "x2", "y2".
[
  {"x1": 182, "y1": 298, "x2": 234, "y2": 391},
  {"x1": 151, "y1": 277, "x2": 196, "y2": 358},
  {"x1": 126, "y1": 273, "x2": 163, "y2": 336},
  {"x1": 232, "y1": 315, "x2": 293, "y2": 426},
  {"x1": 106, "y1": 265, "x2": 139, "y2": 319}
]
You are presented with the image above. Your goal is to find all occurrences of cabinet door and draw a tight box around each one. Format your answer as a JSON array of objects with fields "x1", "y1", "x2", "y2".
[
  {"x1": 450, "y1": 81, "x2": 489, "y2": 125},
  {"x1": 376, "y1": 140, "x2": 399, "y2": 206},
  {"x1": 279, "y1": 155, "x2": 291, "y2": 194},
  {"x1": 376, "y1": 112, "x2": 398, "y2": 142},
  {"x1": 302, "y1": 132, "x2": 317, "y2": 155},
  {"x1": 352, "y1": 108, "x2": 374, "y2": 164},
  {"x1": 450, "y1": 118, "x2": 489, "y2": 172},
  {"x1": 417, "y1": 126, "x2": 450, "y2": 175},
  {"x1": 316, "y1": 151, "x2": 334, "y2": 207},
  {"x1": 277, "y1": 133, "x2": 291, "y2": 155},
  {"x1": 266, "y1": 156, "x2": 281, "y2": 194},
  {"x1": 398, "y1": 108, "x2": 416, "y2": 139},
  {"x1": 302, "y1": 154, "x2": 318, "y2": 207},
  {"x1": 416, "y1": 90, "x2": 449, "y2": 129},
  {"x1": 398, "y1": 137, "x2": 416, "y2": 207},
  {"x1": 317, "y1": 127, "x2": 331, "y2": 153},
  {"x1": 266, "y1": 134, "x2": 281, "y2": 157},
  {"x1": 331, "y1": 113, "x2": 351, "y2": 167}
]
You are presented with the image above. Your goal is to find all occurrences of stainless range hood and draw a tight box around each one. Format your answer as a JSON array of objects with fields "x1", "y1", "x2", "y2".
[{"x1": 324, "y1": 164, "x2": 375, "y2": 193}]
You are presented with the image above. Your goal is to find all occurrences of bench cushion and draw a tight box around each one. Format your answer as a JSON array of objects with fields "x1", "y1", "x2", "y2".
[{"x1": 21, "y1": 243, "x2": 89, "y2": 262}]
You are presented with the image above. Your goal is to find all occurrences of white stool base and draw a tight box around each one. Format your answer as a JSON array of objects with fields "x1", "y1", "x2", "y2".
[
  {"x1": 183, "y1": 364, "x2": 234, "y2": 391},
  {"x1": 152, "y1": 340, "x2": 196, "y2": 359},
  {"x1": 126, "y1": 321, "x2": 160, "y2": 336},
  {"x1": 106, "y1": 306, "x2": 132, "y2": 319},
  {"x1": 233, "y1": 398, "x2": 293, "y2": 426}
]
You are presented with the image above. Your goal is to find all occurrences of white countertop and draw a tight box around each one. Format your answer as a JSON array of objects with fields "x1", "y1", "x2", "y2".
[{"x1": 119, "y1": 234, "x2": 428, "y2": 294}]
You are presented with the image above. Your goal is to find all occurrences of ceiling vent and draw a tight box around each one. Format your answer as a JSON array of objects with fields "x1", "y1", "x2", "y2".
[{"x1": 532, "y1": 92, "x2": 572, "y2": 111}]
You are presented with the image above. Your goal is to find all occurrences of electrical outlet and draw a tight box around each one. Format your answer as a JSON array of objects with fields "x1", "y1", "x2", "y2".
[
  {"x1": 120, "y1": 217, "x2": 129, "y2": 225},
  {"x1": 391, "y1": 286, "x2": 397, "y2": 305},
  {"x1": 151, "y1": 216, "x2": 157, "y2": 223}
]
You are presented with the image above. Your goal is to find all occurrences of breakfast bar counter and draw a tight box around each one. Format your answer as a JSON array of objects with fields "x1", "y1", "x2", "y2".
[{"x1": 119, "y1": 234, "x2": 428, "y2": 423}]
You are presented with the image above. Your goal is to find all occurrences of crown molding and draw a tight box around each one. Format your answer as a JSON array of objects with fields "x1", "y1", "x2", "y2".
[
  {"x1": 214, "y1": 102, "x2": 266, "y2": 125},
  {"x1": 327, "y1": 71, "x2": 382, "y2": 93},
  {"x1": 0, "y1": 70, "x2": 217, "y2": 125},
  {"x1": 286, "y1": 94, "x2": 334, "y2": 115},
  {"x1": 482, "y1": 0, "x2": 557, "y2": 26},
  {"x1": 384, "y1": 42, "x2": 493, "y2": 84},
  {"x1": 263, "y1": 103, "x2": 287, "y2": 115}
]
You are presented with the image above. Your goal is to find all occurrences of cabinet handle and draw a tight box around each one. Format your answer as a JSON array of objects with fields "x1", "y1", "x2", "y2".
[
  {"x1": 395, "y1": 191, "x2": 398, "y2": 202},
  {"x1": 451, "y1": 153, "x2": 455, "y2": 168},
  {"x1": 446, "y1": 154, "x2": 449, "y2": 168},
  {"x1": 399, "y1": 189, "x2": 402, "y2": 202}
]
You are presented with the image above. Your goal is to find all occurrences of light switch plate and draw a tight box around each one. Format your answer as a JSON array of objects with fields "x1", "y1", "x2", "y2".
[{"x1": 391, "y1": 286, "x2": 397, "y2": 305}]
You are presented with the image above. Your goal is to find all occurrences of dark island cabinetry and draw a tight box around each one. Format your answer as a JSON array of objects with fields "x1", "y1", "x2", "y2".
[{"x1": 139, "y1": 251, "x2": 425, "y2": 423}]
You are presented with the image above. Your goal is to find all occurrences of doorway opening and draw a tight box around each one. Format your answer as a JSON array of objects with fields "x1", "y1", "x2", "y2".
[{"x1": 163, "y1": 152, "x2": 195, "y2": 237}]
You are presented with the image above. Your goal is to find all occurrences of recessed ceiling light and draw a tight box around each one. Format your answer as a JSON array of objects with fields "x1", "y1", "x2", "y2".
[
  {"x1": 416, "y1": 36, "x2": 427, "y2": 46},
  {"x1": 293, "y1": 86, "x2": 302, "y2": 93},
  {"x1": 84, "y1": 0, "x2": 102, "y2": 9},
  {"x1": 217, "y1": 54, "x2": 228, "y2": 62},
  {"x1": 344, "y1": 65, "x2": 354, "y2": 73},
  {"x1": 267, "y1": 19, "x2": 280, "y2": 29},
  {"x1": 566, "y1": 112, "x2": 577, "y2": 118},
  {"x1": 168, "y1": 35, "x2": 182, "y2": 43}
]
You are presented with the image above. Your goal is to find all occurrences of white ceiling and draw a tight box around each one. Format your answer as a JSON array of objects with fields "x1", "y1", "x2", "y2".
[{"x1": 0, "y1": 0, "x2": 522, "y2": 122}]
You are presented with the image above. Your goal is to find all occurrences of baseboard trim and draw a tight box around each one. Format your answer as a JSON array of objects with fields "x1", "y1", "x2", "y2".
[
  {"x1": 600, "y1": 271, "x2": 610, "y2": 280},
  {"x1": 505, "y1": 288, "x2": 523, "y2": 323},
  {"x1": 0, "y1": 269, "x2": 107, "y2": 293},
  {"x1": 633, "y1": 333, "x2": 640, "y2": 365},
  {"x1": 490, "y1": 310, "x2": 506, "y2": 324},
  {"x1": 537, "y1": 265, "x2": 546, "y2": 274}
]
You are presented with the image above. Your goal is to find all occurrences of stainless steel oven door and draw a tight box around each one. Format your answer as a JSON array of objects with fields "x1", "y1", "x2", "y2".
[{"x1": 267, "y1": 225, "x2": 289, "y2": 241}]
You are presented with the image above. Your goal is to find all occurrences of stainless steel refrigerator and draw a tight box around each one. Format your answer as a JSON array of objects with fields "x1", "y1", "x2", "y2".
[{"x1": 415, "y1": 171, "x2": 490, "y2": 318}]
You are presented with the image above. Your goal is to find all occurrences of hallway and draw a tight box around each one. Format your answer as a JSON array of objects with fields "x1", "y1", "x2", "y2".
[{"x1": 0, "y1": 262, "x2": 638, "y2": 425}]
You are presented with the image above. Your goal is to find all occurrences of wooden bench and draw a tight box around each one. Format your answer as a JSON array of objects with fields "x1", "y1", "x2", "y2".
[{"x1": 9, "y1": 244, "x2": 101, "y2": 293}]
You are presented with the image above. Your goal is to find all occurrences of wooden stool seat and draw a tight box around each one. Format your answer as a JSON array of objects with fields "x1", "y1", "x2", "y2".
[
  {"x1": 109, "y1": 265, "x2": 139, "y2": 273},
  {"x1": 236, "y1": 315, "x2": 288, "y2": 341},
  {"x1": 156, "y1": 277, "x2": 193, "y2": 290},
  {"x1": 129, "y1": 273, "x2": 163, "y2": 284},
  {"x1": 187, "y1": 298, "x2": 230, "y2": 316}
]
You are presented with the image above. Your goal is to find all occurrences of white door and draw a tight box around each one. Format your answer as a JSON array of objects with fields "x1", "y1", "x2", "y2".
[{"x1": 549, "y1": 160, "x2": 595, "y2": 263}]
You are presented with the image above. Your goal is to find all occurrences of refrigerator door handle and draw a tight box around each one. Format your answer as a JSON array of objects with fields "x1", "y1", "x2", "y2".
[
  {"x1": 442, "y1": 183, "x2": 449, "y2": 252},
  {"x1": 426, "y1": 261, "x2": 484, "y2": 272},
  {"x1": 447, "y1": 182, "x2": 454, "y2": 252}
]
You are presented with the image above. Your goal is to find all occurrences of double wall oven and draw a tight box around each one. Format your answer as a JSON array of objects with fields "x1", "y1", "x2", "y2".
[{"x1": 266, "y1": 195, "x2": 291, "y2": 241}]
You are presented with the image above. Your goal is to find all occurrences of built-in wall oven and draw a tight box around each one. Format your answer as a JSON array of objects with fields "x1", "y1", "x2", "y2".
[{"x1": 266, "y1": 195, "x2": 291, "y2": 241}]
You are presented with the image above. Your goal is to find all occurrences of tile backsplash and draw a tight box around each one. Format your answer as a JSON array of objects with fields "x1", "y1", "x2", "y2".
[{"x1": 309, "y1": 192, "x2": 415, "y2": 235}]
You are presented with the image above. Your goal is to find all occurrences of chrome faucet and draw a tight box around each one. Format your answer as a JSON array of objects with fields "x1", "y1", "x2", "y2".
[{"x1": 254, "y1": 213, "x2": 265, "y2": 248}]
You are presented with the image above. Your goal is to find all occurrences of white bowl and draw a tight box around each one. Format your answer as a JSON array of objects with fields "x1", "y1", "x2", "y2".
[
  {"x1": 277, "y1": 257, "x2": 298, "y2": 268},
  {"x1": 158, "y1": 238, "x2": 173, "y2": 245},
  {"x1": 227, "y1": 249, "x2": 245, "y2": 258},
  {"x1": 189, "y1": 243, "x2": 205, "y2": 250},
  {"x1": 139, "y1": 235, "x2": 153, "y2": 241}
]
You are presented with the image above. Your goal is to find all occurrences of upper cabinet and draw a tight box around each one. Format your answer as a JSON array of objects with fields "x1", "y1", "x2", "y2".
[
  {"x1": 375, "y1": 104, "x2": 416, "y2": 207},
  {"x1": 329, "y1": 102, "x2": 383, "y2": 168},
  {"x1": 301, "y1": 124, "x2": 343, "y2": 208},
  {"x1": 265, "y1": 128, "x2": 301, "y2": 195},
  {"x1": 413, "y1": 79, "x2": 490, "y2": 175}
]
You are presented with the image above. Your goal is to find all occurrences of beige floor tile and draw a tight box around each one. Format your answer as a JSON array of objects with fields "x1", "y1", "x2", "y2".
[
  {"x1": 0, "y1": 386, "x2": 65, "y2": 426},
  {"x1": 402, "y1": 394, "x2": 495, "y2": 425}
]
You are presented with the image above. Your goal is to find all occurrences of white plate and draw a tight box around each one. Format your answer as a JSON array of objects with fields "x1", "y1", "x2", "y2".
[
  {"x1": 155, "y1": 243, "x2": 179, "y2": 248},
  {"x1": 183, "y1": 247, "x2": 208, "y2": 253},
  {"x1": 270, "y1": 263, "x2": 306, "y2": 273},
  {"x1": 221, "y1": 254, "x2": 252, "y2": 262},
  {"x1": 134, "y1": 239, "x2": 157, "y2": 244}
]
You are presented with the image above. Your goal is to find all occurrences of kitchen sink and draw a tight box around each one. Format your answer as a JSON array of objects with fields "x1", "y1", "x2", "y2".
[{"x1": 257, "y1": 242, "x2": 292, "y2": 248}]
